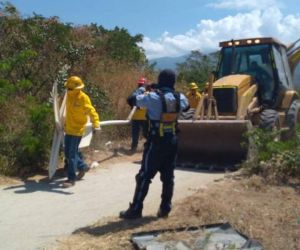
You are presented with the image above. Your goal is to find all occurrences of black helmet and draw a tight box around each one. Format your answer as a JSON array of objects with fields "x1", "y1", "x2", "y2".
[{"x1": 158, "y1": 69, "x2": 176, "y2": 89}]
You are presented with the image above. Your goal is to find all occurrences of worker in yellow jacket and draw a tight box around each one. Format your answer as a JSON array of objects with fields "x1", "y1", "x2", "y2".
[
  {"x1": 127, "y1": 77, "x2": 148, "y2": 153},
  {"x1": 186, "y1": 82, "x2": 201, "y2": 109},
  {"x1": 63, "y1": 76, "x2": 100, "y2": 188}
]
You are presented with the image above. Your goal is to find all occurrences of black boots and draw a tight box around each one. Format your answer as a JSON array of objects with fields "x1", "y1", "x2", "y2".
[
  {"x1": 157, "y1": 202, "x2": 171, "y2": 218},
  {"x1": 119, "y1": 174, "x2": 149, "y2": 219},
  {"x1": 119, "y1": 203, "x2": 171, "y2": 219},
  {"x1": 119, "y1": 203, "x2": 142, "y2": 219},
  {"x1": 157, "y1": 208, "x2": 169, "y2": 218}
]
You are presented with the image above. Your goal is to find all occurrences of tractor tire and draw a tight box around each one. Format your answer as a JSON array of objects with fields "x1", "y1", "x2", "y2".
[
  {"x1": 259, "y1": 109, "x2": 279, "y2": 131},
  {"x1": 283, "y1": 100, "x2": 300, "y2": 139}
]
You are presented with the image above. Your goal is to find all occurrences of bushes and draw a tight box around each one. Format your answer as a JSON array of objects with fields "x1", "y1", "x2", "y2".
[
  {"x1": 17, "y1": 99, "x2": 52, "y2": 170},
  {"x1": 242, "y1": 128, "x2": 300, "y2": 183},
  {"x1": 0, "y1": 2, "x2": 155, "y2": 176},
  {"x1": 0, "y1": 97, "x2": 52, "y2": 176}
]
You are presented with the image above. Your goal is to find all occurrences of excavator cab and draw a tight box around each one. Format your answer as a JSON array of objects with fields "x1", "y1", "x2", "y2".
[
  {"x1": 217, "y1": 38, "x2": 293, "y2": 109},
  {"x1": 177, "y1": 37, "x2": 300, "y2": 166}
]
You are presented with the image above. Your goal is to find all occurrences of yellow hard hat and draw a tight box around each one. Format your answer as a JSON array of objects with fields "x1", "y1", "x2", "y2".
[
  {"x1": 64, "y1": 76, "x2": 85, "y2": 90},
  {"x1": 189, "y1": 82, "x2": 198, "y2": 90}
]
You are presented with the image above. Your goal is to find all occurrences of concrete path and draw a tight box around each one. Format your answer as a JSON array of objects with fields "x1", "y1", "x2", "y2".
[{"x1": 0, "y1": 156, "x2": 224, "y2": 250}]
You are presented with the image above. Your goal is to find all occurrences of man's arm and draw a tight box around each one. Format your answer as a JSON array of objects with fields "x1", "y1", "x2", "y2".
[
  {"x1": 127, "y1": 94, "x2": 136, "y2": 107},
  {"x1": 180, "y1": 93, "x2": 189, "y2": 111},
  {"x1": 136, "y1": 91, "x2": 158, "y2": 108},
  {"x1": 84, "y1": 96, "x2": 100, "y2": 128},
  {"x1": 127, "y1": 87, "x2": 146, "y2": 107}
]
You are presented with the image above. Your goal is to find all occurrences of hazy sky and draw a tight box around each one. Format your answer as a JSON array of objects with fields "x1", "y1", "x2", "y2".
[{"x1": 7, "y1": 0, "x2": 300, "y2": 59}]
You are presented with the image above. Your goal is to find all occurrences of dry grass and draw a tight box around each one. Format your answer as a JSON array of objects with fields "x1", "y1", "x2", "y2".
[
  {"x1": 88, "y1": 62, "x2": 156, "y2": 119},
  {"x1": 0, "y1": 175, "x2": 21, "y2": 186},
  {"x1": 51, "y1": 174, "x2": 300, "y2": 250}
]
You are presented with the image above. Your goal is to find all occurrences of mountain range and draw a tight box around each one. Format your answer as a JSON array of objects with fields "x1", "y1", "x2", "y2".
[{"x1": 149, "y1": 55, "x2": 188, "y2": 71}]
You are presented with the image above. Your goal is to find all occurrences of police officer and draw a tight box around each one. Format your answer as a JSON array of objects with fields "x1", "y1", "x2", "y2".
[{"x1": 119, "y1": 69, "x2": 189, "y2": 219}]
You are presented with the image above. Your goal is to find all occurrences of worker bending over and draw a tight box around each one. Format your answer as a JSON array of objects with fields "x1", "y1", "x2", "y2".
[{"x1": 120, "y1": 69, "x2": 189, "y2": 219}]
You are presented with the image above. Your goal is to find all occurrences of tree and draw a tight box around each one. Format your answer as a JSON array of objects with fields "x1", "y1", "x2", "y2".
[
  {"x1": 0, "y1": 2, "x2": 154, "y2": 176},
  {"x1": 176, "y1": 50, "x2": 218, "y2": 88}
]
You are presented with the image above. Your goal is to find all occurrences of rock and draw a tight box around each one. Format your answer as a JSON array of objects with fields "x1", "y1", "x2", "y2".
[{"x1": 90, "y1": 161, "x2": 100, "y2": 169}]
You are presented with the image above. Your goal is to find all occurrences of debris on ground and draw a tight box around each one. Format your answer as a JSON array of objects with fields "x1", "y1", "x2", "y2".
[{"x1": 131, "y1": 223, "x2": 263, "y2": 250}]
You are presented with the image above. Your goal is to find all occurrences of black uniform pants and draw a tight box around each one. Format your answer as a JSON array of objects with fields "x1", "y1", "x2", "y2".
[
  {"x1": 131, "y1": 133, "x2": 178, "y2": 211},
  {"x1": 131, "y1": 120, "x2": 148, "y2": 150}
]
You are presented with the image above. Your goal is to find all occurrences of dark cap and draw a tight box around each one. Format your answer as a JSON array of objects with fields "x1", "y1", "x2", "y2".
[{"x1": 158, "y1": 69, "x2": 176, "y2": 89}]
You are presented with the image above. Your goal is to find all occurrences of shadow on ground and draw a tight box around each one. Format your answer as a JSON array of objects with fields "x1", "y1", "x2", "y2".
[
  {"x1": 2, "y1": 171, "x2": 73, "y2": 195},
  {"x1": 73, "y1": 216, "x2": 158, "y2": 236}
]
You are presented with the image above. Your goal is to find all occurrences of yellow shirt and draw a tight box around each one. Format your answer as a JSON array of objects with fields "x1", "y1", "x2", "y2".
[
  {"x1": 186, "y1": 91, "x2": 202, "y2": 109},
  {"x1": 65, "y1": 90, "x2": 100, "y2": 136},
  {"x1": 132, "y1": 107, "x2": 147, "y2": 120}
]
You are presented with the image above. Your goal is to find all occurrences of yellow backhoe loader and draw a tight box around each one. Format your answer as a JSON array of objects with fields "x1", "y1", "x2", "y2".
[{"x1": 178, "y1": 37, "x2": 300, "y2": 165}]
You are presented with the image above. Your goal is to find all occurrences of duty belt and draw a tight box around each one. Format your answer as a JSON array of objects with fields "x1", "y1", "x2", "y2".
[{"x1": 149, "y1": 90, "x2": 181, "y2": 137}]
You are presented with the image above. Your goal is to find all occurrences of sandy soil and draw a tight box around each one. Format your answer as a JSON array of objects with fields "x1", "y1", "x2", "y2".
[
  {"x1": 0, "y1": 149, "x2": 225, "y2": 250},
  {"x1": 51, "y1": 173, "x2": 300, "y2": 250},
  {"x1": 1, "y1": 142, "x2": 299, "y2": 250}
]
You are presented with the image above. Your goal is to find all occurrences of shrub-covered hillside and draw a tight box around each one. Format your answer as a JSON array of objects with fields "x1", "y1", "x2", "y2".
[{"x1": 0, "y1": 2, "x2": 155, "y2": 176}]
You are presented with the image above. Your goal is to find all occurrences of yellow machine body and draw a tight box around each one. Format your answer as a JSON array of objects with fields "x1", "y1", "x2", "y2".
[{"x1": 177, "y1": 37, "x2": 300, "y2": 165}]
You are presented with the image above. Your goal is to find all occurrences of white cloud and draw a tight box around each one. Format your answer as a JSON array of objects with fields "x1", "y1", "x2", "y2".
[
  {"x1": 208, "y1": 0, "x2": 281, "y2": 11},
  {"x1": 141, "y1": 4, "x2": 300, "y2": 59}
]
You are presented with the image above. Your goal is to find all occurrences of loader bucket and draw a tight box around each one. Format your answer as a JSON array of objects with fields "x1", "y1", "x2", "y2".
[{"x1": 177, "y1": 120, "x2": 252, "y2": 165}]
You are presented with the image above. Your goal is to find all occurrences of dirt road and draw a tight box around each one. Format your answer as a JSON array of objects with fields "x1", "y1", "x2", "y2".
[{"x1": 0, "y1": 154, "x2": 224, "y2": 250}]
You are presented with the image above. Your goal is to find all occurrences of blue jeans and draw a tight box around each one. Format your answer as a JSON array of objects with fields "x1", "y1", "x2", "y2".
[
  {"x1": 64, "y1": 134, "x2": 88, "y2": 181},
  {"x1": 131, "y1": 120, "x2": 148, "y2": 150}
]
